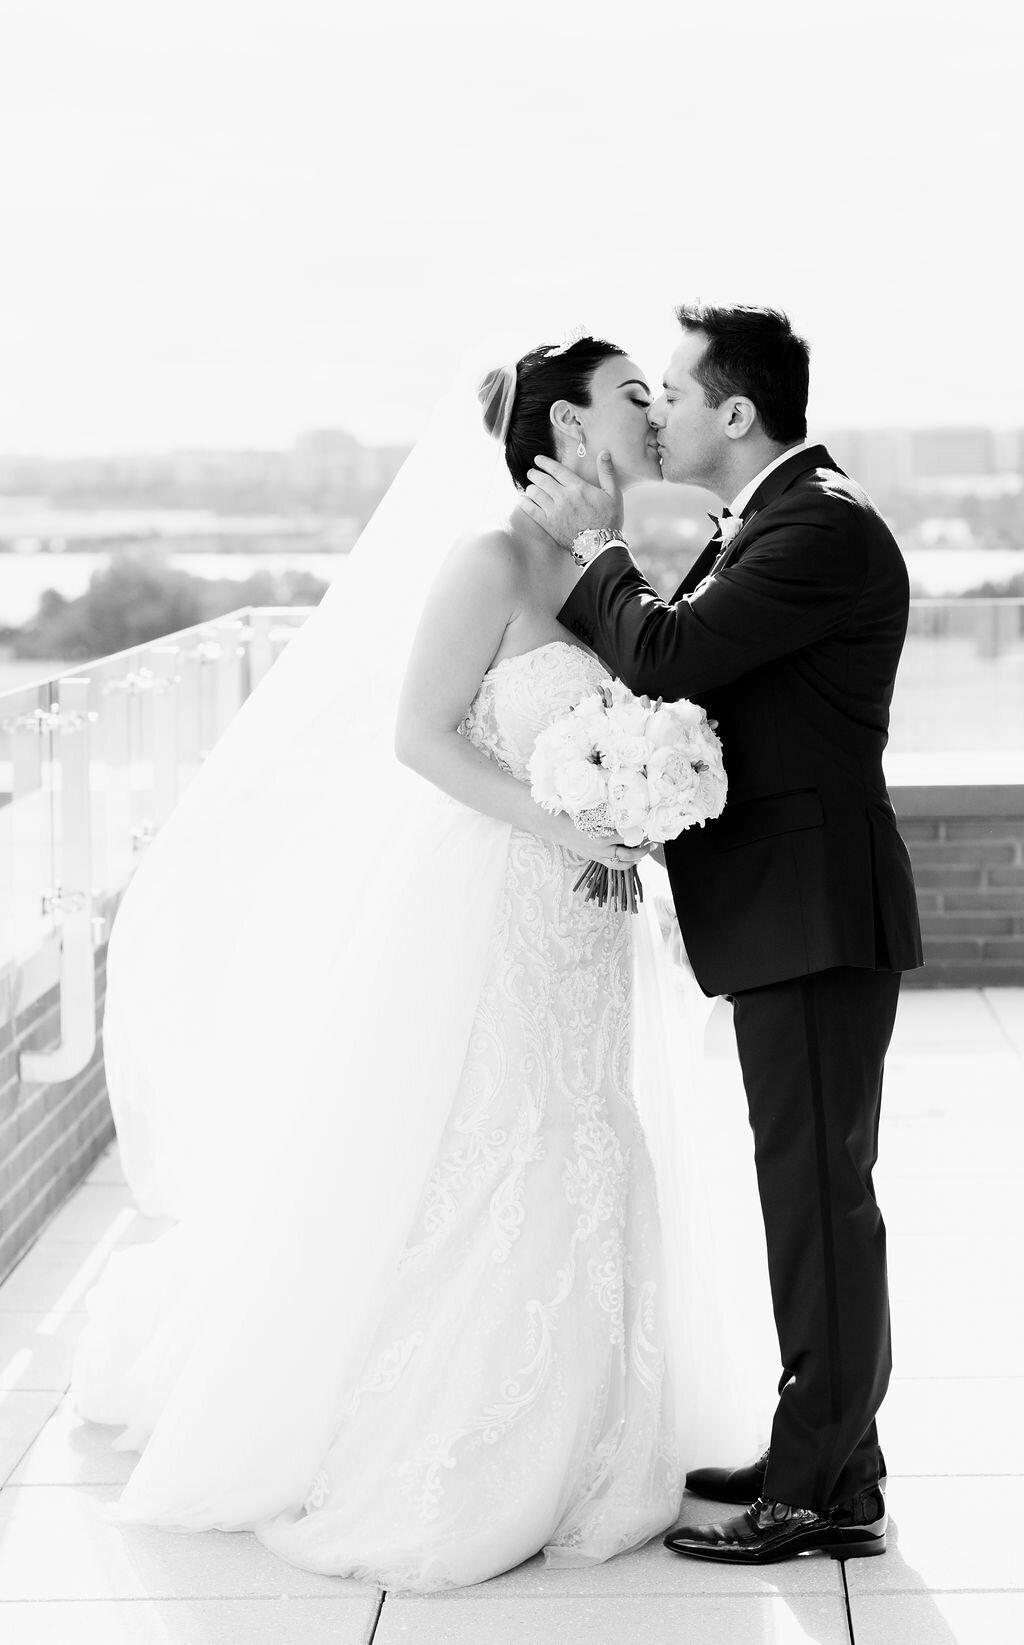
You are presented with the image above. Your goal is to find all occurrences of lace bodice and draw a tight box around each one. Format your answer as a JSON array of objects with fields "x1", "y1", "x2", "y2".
[{"x1": 459, "y1": 639, "x2": 609, "y2": 782}]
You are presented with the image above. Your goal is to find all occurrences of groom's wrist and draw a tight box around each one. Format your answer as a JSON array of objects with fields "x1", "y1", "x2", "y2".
[{"x1": 570, "y1": 527, "x2": 628, "y2": 569}]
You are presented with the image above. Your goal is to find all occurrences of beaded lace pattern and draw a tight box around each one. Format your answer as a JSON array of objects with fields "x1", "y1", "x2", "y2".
[{"x1": 281, "y1": 643, "x2": 680, "y2": 1589}]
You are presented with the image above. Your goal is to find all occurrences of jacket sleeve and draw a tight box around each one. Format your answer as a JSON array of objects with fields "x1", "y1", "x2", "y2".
[{"x1": 558, "y1": 494, "x2": 869, "y2": 700}]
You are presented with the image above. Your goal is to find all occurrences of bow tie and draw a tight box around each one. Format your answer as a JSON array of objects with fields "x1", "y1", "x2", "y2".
[{"x1": 709, "y1": 508, "x2": 743, "y2": 547}]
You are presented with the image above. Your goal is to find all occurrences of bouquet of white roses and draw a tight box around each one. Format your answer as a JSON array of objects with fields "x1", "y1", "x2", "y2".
[{"x1": 528, "y1": 678, "x2": 727, "y2": 912}]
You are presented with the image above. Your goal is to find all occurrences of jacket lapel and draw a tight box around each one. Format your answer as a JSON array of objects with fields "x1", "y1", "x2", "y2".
[
  {"x1": 674, "y1": 445, "x2": 844, "y2": 599},
  {"x1": 713, "y1": 506, "x2": 760, "y2": 575},
  {"x1": 744, "y1": 443, "x2": 843, "y2": 512},
  {"x1": 675, "y1": 535, "x2": 724, "y2": 599},
  {"x1": 712, "y1": 444, "x2": 843, "y2": 575}
]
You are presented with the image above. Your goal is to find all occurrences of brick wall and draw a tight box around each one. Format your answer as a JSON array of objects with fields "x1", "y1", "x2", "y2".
[
  {"x1": 893, "y1": 786, "x2": 1024, "y2": 988},
  {"x1": 0, "y1": 944, "x2": 114, "y2": 1283}
]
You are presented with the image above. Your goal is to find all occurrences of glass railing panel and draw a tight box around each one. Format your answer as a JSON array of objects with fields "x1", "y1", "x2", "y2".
[
  {"x1": 4, "y1": 593, "x2": 1015, "y2": 995},
  {"x1": 891, "y1": 598, "x2": 1024, "y2": 757},
  {"x1": 0, "y1": 680, "x2": 62, "y2": 973},
  {"x1": 0, "y1": 607, "x2": 316, "y2": 1056}
]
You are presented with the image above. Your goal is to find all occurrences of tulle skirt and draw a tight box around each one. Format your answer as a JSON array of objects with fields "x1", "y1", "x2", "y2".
[{"x1": 74, "y1": 803, "x2": 775, "y2": 1589}]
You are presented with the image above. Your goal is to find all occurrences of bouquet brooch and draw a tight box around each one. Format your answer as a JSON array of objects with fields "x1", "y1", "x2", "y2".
[{"x1": 528, "y1": 678, "x2": 727, "y2": 913}]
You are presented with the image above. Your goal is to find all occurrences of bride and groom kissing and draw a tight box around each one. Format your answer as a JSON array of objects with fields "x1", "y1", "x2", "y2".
[{"x1": 72, "y1": 303, "x2": 923, "y2": 1589}]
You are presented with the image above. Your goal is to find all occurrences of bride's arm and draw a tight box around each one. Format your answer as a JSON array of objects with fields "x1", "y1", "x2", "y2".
[{"x1": 395, "y1": 535, "x2": 637, "y2": 862}]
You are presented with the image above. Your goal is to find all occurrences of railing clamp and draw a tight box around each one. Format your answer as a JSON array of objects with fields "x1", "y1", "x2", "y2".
[
  {"x1": 2, "y1": 705, "x2": 98, "y2": 737},
  {"x1": 103, "y1": 667, "x2": 181, "y2": 696},
  {"x1": 40, "y1": 884, "x2": 89, "y2": 918}
]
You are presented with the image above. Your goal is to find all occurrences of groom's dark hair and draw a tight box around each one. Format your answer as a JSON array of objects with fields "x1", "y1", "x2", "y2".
[
  {"x1": 675, "y1": 304, "x2": 809, "y2": 443},
  {"x1": 482, "y1": 336, "x2": 627, "y2": 490}
]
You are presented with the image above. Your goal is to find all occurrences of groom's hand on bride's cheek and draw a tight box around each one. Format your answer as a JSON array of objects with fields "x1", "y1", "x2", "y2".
[{"x1": 521, "y1": 452, "x2": 623, "y2": 548}]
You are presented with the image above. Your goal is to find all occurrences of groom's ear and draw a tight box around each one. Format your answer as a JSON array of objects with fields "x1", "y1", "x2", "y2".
[{"x1": 723, "y1": 396, "x2": 758, "y2": 441}]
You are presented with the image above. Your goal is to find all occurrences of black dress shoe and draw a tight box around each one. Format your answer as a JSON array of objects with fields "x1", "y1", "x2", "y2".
[
  {"x1": 684, "y1": 1447, "x2": 770, "y2": 1505},
  {"x1": 684, "y1": 1447, "x2": 887, "y2": 1505},
  {"x1": 664, "y1": 1488, "x2": 887, "y2": 1565}
]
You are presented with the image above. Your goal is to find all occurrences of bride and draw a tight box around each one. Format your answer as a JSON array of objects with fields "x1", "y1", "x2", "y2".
[{"x1": 72, "y1": 335, "x2": 768, "y2": 1591}]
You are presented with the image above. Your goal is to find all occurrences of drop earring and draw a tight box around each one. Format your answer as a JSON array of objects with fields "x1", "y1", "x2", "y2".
[{"x1": 576, "y1": 433, "x2": 587, "y2": 458}]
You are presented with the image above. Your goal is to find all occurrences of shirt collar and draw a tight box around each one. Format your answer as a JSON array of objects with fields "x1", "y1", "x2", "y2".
[{"x1": 728, "y1": 440, "x2": 812, "y2": 518}]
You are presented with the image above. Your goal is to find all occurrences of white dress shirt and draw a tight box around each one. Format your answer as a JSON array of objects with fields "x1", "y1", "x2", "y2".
[{"x1": 728, "y1": 439, "x2": 812, "y2": 519}]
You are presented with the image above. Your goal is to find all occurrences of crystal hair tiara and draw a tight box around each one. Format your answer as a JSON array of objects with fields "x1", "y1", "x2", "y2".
[{"x1": 542, "y1": 325, "x2": 588, "y2": 359}]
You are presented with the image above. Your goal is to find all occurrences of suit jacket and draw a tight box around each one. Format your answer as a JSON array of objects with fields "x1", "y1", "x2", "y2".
[{"x1": 558, "y1": 444, "x2": 924, "y2": 996}]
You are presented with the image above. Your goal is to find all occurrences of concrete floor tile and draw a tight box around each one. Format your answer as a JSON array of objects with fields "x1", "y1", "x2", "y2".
[
  {"x1": 982, "y1": 987, "x2": 1024, "y2": 1057},
  {"x1": 84, "y1": 1142, "x2": 128, "y2": 1185},
  {"x1": 846, "y1": 1475, "x2": 1024, "y2": 1593},
  {"x1": 876, "y1": 1170, "x2": 1020, "y2": 1235},
  {"x1": 881, "y1": 1056, "x2": 1023, "y2": 1124},
  {"x1": 879, "y1": 1118, "x2": 1024, "y2": 1180},
  {"x1": 887, "y1": 1234, "x2": 1024, "y2": 1302},
  {"x1": 376, "y1": 1592, "x2": 851, "y2": 1644},
  {"x1": 889, "y1": 991, "x2": 1007, "y2": 1056},
  {"x1": 0, "y1": 1485, "x2": 372, "y2": 1600},
  {"x1": 40, "y1": 1184, "x2": 164, "y2": 1245},
  {"x1": 852, "y1": 1590, "x2": 1024, "y2": 1644},
  {"x1": 10, "y1": 1393, "x2": 137, "y2": 1484},
  {"x1": 0, "y1": 1243, "x2": 124, "y2": 1311},
  {"x1": 0, "y1": 1390, "x2": 62, "y2": 1483},
  {"x1": 462, "y1": 1532, "x2": 843, "y2": 1597},
  {"x1": 0, "y1": 1597, "x2": 383, "y2": 1644},
  {"x1": 0, "y1": 987, "x2": 1019, "y2": 1638},
  {"x1": 891, "y1": 1296, "x2": 1024, "y2": 1377},
  {"x1": 0, "y1": 1309, "x2": 86, "y2": 1391},
  {"x1": 878, "y1": 1378, "x2": 1024, "y2": 1474}
]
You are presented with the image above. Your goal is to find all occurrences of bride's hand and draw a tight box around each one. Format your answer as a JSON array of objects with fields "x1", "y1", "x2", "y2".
[{"x1": 548, "y1": 812, "x2": 649, "y2": 866}]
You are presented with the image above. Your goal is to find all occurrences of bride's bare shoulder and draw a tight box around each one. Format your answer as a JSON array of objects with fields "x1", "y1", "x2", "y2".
[{"x1": 444, "y1": 526, "x2": 526, "y2": 587}]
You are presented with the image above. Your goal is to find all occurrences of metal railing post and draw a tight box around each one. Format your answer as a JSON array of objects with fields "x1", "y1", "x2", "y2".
[
  {"x1": 151, "y1": 644, "x2": 181, "y2": 830},
  {"x1": 19, "y1": 677, "x2": 98, "y2": 1083},
  {"x1": 213, "y1": 618, "x2": 246, "y2": 742}
]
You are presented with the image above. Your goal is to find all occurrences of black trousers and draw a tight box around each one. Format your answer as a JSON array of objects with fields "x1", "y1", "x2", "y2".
[{"x1": 731, "y1": 965, "x2": 901, "y2": 1511}]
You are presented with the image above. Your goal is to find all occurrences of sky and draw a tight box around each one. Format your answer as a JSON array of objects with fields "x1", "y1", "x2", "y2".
[{"x1": 1, "y1": 0, "x2": 1020, "y2": 452}]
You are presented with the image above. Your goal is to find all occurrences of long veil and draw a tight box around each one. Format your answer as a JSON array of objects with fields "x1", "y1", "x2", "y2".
[
  {"x1": 103, "y1": 347, "x2": 520, "y2": 1225},
  {"x1": 75, "y1": 345, "x2": 773, "y2": 1531}
]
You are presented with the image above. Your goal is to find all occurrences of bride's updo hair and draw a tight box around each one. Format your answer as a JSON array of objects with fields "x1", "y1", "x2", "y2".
[{"x1": 479, "y1": 336, "x2": 627, "y2": 491}]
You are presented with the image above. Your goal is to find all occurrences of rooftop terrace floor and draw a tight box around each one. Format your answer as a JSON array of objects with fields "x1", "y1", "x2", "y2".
[{"x1": 2, "y1": 987, "x2": 1022, "y2": 1644}]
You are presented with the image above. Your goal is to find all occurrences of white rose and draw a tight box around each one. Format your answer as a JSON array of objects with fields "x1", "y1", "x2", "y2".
[
  {"x1": 605, "y1": 696, "x2": 651, "y2": 738},
  {"x1": 665, "y1": 698, "x2": 705, "y2": 730},
  {"x1": 645, "y1": 709, "x2": 683, "y2": 750},
  {"x1": 695, "y1": 764, "x2": 728, "y2": 820},
  {"x1": 595, "y1": 728, "x2": 652, "y2": 772},
  {"x1": 646, "y1": 745, "x2": 700, "y2": 805},
  {"x1": 551, "y1": 715, "x2": 598, "y2": 759},
  {"x1": 646, "y1": 798, "x2": 695, "y2": 842},
  {"x1": 607, "y1": 770, "x2": 650, "y2": 845},
  {"x1": 646, "y1": 698, "x2": 704, "y2": 749},
  {"x1": 559, "y1": 756, "x2": 609, "y2": 812},
  {"x1": 571, "y1": 692, "x2": 607, "y2": 725}
]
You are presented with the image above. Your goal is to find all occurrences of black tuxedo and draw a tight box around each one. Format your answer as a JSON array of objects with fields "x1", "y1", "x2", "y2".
[
  {"x1": 559, "y1": 445, "x2": 923, "y2": 1510},
  {"x1": 560, "y1": 444, "x2": 922, "y2": 997}
]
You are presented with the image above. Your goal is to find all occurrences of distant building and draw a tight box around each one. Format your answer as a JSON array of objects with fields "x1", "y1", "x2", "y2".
[
  {"x1": 823, "y1": 430, "x2": 913, "y2": 496},
  {"x1": 822, "y1": 427, "x2": 1024, "y2": 498},
  {"x1": 910, "y1": 428, "x2": 994, "y2": 480}
]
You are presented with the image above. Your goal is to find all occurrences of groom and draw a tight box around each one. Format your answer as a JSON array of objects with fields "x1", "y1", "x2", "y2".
[{"x1": 521, "y1": 304, "x2": 923, "y2": 1564}]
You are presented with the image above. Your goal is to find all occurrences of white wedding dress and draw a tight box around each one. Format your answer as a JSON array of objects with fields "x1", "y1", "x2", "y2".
[
  {"x1": 74, "y1": 636, "x2": 769, "y2": 1590},
  {"x1": 258, "y1": 641, "x2": 678, "y2": 1584}
]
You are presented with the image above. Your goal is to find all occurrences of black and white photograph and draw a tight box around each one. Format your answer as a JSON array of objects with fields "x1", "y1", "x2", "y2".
[{"x1": 0, "y1": 2, "x2": 1022, "y2": 1642}]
